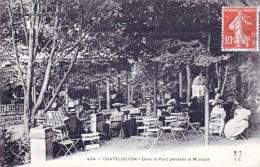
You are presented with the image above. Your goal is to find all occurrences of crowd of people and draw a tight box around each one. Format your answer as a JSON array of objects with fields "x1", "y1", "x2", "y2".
[{"x1": 48, "y1": 86, "x2": 260, "y2": 154}]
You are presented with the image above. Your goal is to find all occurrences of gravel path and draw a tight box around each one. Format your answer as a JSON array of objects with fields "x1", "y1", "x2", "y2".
[{"x1": 20, "y1": 128, "x2": 260, "y2": 167}]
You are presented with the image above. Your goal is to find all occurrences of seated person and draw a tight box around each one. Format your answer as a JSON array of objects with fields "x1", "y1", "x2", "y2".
[
  {"x1": 209, "y1": 100, "x2": 226, "y2": 136},
  {"x1": 75, "y1": 105, "x2": 84, "y2": 119},
  {"x1": 122, "y1": 118, "x2": 136, "y2": 139},
  {"x1": 103, "y1": 122, "x2": 110, "y2": 141},
  {"x1": 224, "y1": 103, "x2": 251, "y2": 140},
  {"x1": 63, "y1": 112, "x2": 85, "y2": 150},
  {"x1": 109, "y1": 107, "x2": 124, "y2": 136},
  {"x1": 173, "y1": 103, "x2": 182, "y2": 113},
  {"x1": 85, "y1": 127, "x2": 93, "y2": 134},
  {"x1": 159, "y1": 110, "x2": 171, "y2": 126}
]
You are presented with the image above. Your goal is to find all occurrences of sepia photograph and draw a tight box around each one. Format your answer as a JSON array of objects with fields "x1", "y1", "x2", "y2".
[{"x1": 0, "y1": 0, "x2": 260, "y2": 166}]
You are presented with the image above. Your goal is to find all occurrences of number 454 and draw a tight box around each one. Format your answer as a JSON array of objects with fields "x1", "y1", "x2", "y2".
[{"x1": 225, "y1": 36, "x2": 233, "y2": 44}]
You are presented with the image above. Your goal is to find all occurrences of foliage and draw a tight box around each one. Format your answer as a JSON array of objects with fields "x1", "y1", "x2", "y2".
[
  {"x1": 0, "y1": 0, "x2": 123, "y2": 137},
  {"x1": 0, "y1": 127, "x2": 30, "y2": 166},
  {"x1": 1, "y1": 0, "x2": 260, "y2": 136}
]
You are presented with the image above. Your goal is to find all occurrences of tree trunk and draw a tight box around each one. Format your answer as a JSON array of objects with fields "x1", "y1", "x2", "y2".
[
  {"x1": 65, "y1": 85, "x2": 69, "y2": 111},
  {"x1": 204, "y1": 66, "x2": 210, "y2": 148},
  {"x1": 236, "y1": 69, "x2": 242, "y2": 101},
  {"x1": 186, "y1": 64, "x2": 191, "y2": 102},
  {"x1": 221, "y1": 65, "x2": 228, "y2": 95},
  {"x1": 41, "y1": 14, "x2": 83, "y2": 114},
  {"x1": 106, "y1": 79, "x2": 110, "y2": 110},
  {"x1": 179, "y1": 71, "x2": 182, "y2": 98},
  {"x1": 117, "y1": 72, "x2": 121, "y2": 92},
  {"x1": 98, "y1": 85, "x2": 101, "y2": 110},
  {"x1": 23, "y1": 91, "x2": 30, "y2": 139},
  {"x1": 24, "y1": 0, "x2": 39, "y2": 131},
  {"x1": 153, "y1": 63, "x2": 158, "y2": 116},
  {"x1": 126, "y1": 70, "x2": 130, "y2": 105},
  {"x1": 161, "y1": 92, "x2": 165, "y2": 105},
  {"x1": 32, "y1": 4, "x2": 59, "y2": 122},
  {"x1": 215, "y1": 62, "x2": 221, "y2": 90},
  {"x1": 32, "y1": 85, "x2": 36, "y2": 104},
  {"x1": 205, "y1": 23, "x2": 211, "y2": 147},
  {"x1": 130, "y1": 85, "x2": 134, "y2": 104},
  {"x1": 204, "y1": 84, "x2": 209, "y2": 146},
  {"x1": 142, "y1": 81, "x2": 146, "y2": 98}
]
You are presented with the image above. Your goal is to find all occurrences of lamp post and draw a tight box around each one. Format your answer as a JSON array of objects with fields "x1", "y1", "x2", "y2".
[{"x1": 204, "y1": 0, "x2": 211, "y2": 147}]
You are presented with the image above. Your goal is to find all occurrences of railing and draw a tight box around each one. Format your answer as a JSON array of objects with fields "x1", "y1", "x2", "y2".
[{"x1": 0, "y1": 104, "x2": 24, "y2": 114}]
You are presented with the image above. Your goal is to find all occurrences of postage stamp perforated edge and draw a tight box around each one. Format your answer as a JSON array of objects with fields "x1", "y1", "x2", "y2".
[{"x1": 221, "y1": 6, "x2": 259, "y2": 52}]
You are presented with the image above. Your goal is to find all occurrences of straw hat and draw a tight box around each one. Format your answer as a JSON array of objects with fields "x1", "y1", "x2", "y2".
[
  {"x1": 69, "y1": 109, "x2": 76, "y2": 115},
  {"x1": 112, "y1": 103, "x2": 125, "y2": 107}
]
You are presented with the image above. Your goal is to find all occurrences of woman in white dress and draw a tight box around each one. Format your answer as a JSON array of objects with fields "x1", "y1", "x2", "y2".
[
  {"x1": 224, "y1": 105, "x2": 251, "y2": 140},
  {"x1": 209, "y1": 100, "x2": 226, "y2": 136}
]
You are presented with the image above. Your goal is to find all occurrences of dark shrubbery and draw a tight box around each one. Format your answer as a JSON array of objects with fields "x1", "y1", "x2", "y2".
[{"x1": 0, "y1": 127, "x2": 30, "y2": 166}]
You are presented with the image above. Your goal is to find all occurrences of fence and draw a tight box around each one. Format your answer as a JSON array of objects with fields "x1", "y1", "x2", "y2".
[{"x1": 0, "y1": 103, "x2": 24, "y2": 114}]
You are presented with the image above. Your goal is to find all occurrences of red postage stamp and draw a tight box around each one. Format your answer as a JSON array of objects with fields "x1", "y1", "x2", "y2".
[{"x1": 222, "y1": 7, "x2": 258, "y2": 51}]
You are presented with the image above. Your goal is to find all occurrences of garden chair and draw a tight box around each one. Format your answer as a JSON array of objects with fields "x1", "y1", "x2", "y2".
[
  {"x1": 109, "y1": 117, "x2": 122, "y2": 137},
  {"x1": 233, "y1": 126, "x2": 249, "y2": 141},
  {"x1": 132, "y1": 127, "x2": 161, "y2": 152},
  {"x1": 170, "y1": 116, "x2": 190, "y2": 143},
  {"x1": 53, "y1": 124, "x2": 81, "y2": 157},
  {"x1": 186, "y1": 121, "x2": 200, "y2": 138},
  {"x1": 135, "y1": 116, "x2": 151, "y2": 135},
  {"x1": 160, "y1": 116, "x2": 178, "y2": 141},
  {"x1": 143, "y1": 118, "x2": 161, "y2": 151},
  {"x1": 81, "y1": 132, "x2": 103, "y2": 150},
  {"x1": 198, "y1": 127, "x2": 216, "y2": 142},
  {"x1": 143, "y1": 117, "x2": 161, "y2": 134},
  {"x1": 132, "y1": 117, "x2": 161, "y2": 152}
]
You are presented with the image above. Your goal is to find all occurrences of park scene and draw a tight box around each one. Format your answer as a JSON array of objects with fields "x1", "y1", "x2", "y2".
[{"x1": 0, "y1": 0, "x2": 260, "y2": 166}]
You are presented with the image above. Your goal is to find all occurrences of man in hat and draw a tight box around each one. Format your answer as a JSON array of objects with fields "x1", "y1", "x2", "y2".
[
  {"x1": 63, "y1": 112, "x2": 85, "y2": 150},
  {"x1": 209, "y1": 99, "x2": 226, "y2": 136},
  {"x1": 64, "y1": 112, "x2": 85, "y2": 139}
]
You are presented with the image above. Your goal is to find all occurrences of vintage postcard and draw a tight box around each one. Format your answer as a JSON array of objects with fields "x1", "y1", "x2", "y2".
[{"x1": 0, "y1": 0, "x2": 260, "y2": 167}]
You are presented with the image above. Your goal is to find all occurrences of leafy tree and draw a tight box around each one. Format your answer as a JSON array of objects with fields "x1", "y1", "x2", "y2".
[{"x1": 1, "y1": 0, "x2": 119, "y2": 138}]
